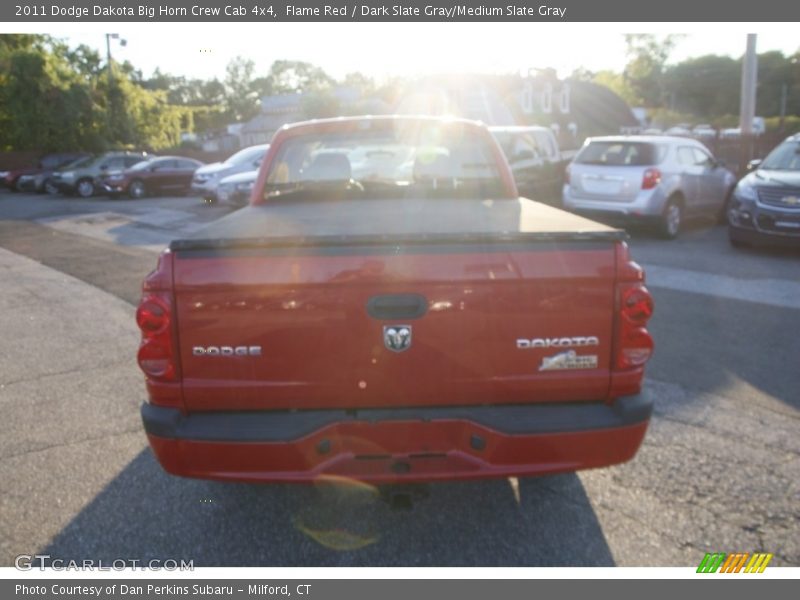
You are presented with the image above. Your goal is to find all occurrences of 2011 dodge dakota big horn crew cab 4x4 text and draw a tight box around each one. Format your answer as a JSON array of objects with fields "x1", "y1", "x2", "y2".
[{"x1": 136, "y1": 116, "x2": 655, "y2": 484}]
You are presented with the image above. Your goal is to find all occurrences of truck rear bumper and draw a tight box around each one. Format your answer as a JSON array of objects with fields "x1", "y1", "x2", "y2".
[{"x1": 142, "y1": 393, "x2": 652, "y2": 483}]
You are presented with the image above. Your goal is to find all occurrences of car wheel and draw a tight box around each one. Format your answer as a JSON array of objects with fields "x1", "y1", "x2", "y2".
[
  {"x1": 658, "y1": 197, "x2": 683, "y2": 239},
  {"x1": 44, "y1": 180, "x2": 59, "y2": 195},
  {"x1": 129, "y1": 180, "x2": 146, "y2": 199},
  {"x1": 76, "y1": 178, "x2": 95, "y2": 198}
]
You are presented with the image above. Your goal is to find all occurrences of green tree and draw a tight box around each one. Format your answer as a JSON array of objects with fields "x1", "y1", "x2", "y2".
[
  {"x1": 623, "y1": 34, "x2": 683, "y2": 107},
  {"x1": 662, "y1": 55, "x2": 740, "y2": 117},
  {"x1": 268, "y1": 60, "x2": 334, "y2": 93},
  {"x1": 224, "y1": 56, "x2": 259, "y2": 121}
]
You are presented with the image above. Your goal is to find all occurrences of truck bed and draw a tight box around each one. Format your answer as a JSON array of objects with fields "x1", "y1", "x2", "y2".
[{"x1": 172, "y1": 197, "x2": 625, "y2": 251}]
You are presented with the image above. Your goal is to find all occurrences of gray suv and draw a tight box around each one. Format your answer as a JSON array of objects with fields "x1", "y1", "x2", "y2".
[
  {"x1": 563, "y1": 136, "x2": 736, "y2": 238},
  {"x1": 51, "y1": 151, "x2": 149, "y2": 197}
]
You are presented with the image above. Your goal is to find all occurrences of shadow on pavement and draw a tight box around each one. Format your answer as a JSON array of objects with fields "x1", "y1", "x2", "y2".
[{"x1": 43, "y1": 450, "x2": 615, "y2": 566}]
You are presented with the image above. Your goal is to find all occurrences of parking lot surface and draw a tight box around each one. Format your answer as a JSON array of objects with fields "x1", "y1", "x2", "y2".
[{"x1": 0, "y1": 190, "x2": 797, "y2": 567}]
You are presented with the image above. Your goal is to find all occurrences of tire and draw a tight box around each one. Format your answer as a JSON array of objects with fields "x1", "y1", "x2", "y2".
[
  {"x1": 658, "y1": 197, "x2": 683, "y2": 239},
  {"x1": 76, "y1": 178, "x2": 95, "y2": 198},
  {"x1": 128, "y1": 179, "x2": 146, "y2": 199}
]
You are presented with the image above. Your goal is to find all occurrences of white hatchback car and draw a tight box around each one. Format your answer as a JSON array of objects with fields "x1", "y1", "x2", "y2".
[{"x1": 563, "y1": 136, "x2": 737, "y2": 238}]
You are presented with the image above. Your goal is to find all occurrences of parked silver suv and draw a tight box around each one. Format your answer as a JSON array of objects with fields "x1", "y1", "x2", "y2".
[{"x1": 563, "y1": 136, "x2": 736, "y2": 238}]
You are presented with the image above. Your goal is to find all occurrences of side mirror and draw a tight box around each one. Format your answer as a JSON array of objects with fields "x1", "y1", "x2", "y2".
[{"x1": 747, "y1": 159, "x2": 762, "y2": 171}]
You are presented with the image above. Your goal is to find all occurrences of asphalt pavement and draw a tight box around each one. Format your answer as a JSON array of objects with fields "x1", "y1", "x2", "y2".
[{"x1": 0, "y1": 190, "x2": 797, "y2": 567}]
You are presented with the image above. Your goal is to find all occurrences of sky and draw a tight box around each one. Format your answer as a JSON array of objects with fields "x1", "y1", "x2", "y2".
[{"x1": 21, "y1": 23, "x2": 800, "y2": 82}]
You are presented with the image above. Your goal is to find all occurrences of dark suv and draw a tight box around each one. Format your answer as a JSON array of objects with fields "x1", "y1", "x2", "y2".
[
  {"x1": 490, "y1": 126, "x2": 568, "y2": 205},
  {"x1": 728, "y1": 134, "x2": 800, "y2": 247},
  {"x1": 51, "y1": 151, "x2": 149, "y2": 197}
]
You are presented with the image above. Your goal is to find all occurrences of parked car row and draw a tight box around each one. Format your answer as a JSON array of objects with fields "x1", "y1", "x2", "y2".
[
  {"x1": 0, "y1": 152, "x2": 91, "y2": 193},
  {"x1": 1, "y1": 145, "x2": 270, "y2": 207},
  {"x1": 643, "y1": 118, "x2": 765, "y2": 139},
  {"x1": 554, "y1": 133, "x2": 799, "y2": 247},
  {"x1": 4, "y1": 129, "x2": 797, "y2": 248}
]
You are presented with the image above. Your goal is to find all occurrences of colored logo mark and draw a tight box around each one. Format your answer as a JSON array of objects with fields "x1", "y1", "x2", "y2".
[{"x1": 697, "y1": 552, "x2": 773, "y2": 573}]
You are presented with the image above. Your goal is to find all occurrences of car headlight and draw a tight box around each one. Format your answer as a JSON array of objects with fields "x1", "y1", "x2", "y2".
[
  {"x1": 61, "y1": 171, "x2": 75, "y2": 180},
  {"x1": 734, "y1": 179, "x2": 757, "y2": 201},
  {"x1": 235, "y1": 181, "x2": 254, "y2": 192}
]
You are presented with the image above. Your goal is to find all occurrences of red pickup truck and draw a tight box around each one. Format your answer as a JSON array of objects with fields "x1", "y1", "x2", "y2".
[{"x1": 137, "y1": 116, "x2": 655, "y2": 483}]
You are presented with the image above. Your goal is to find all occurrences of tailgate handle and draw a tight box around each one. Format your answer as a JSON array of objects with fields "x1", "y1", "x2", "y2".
[{"x1": 367, "y1": 294, "x2": 428, "y2": 320}]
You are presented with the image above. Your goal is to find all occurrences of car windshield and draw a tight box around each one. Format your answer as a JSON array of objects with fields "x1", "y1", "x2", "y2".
[
  {"x1": 576, "y1": 141, "x2": 661, "y2": 166},
  {"x1": 262, "y1": 123, "x2": 507, "y2": 201},
  {"x1": 760, "y1": 141, "x2": 800, "y2": 171},
  {"x1": 225, "y1": 146, "x2": 267, "y2": 166}
]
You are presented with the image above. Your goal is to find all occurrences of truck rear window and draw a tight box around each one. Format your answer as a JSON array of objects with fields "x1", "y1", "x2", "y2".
[
  {"x1": 576, "y1": 142, "x2": 662, "y2": 166},
  {"x1": 263, "y1": 123, "x2": 508, "y2": 201}
]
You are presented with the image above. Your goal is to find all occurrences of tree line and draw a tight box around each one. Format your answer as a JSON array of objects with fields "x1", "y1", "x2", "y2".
[
  {"x1": 583, "y1": 34, "x2": 800, "y2": 130},
  {"x1": 0, "y1": 35, "x2": 381, "y2": 153},
  {"x1": 2, "y1": 33, "x2": 799, "y2": 154}
]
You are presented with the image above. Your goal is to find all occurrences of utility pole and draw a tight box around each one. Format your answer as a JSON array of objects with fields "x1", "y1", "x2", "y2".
[
  {"x1": 105, "y1": 34, "x2": 126, "y2": 143},
  {"x1": 739, "y1": 34, "x2": 758, "y2": 171},
  {"x1": 779, "y1": 83, "x2": 788, "y2": 133}
]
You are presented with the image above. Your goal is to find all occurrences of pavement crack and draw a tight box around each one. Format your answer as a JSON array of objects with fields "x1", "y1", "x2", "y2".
[
  {"x1": 0, "y1": 361, "x2": 134, "y2": 389},
  {"x1": 0, "y1": 427, "x2": 144, "y2": 462}
]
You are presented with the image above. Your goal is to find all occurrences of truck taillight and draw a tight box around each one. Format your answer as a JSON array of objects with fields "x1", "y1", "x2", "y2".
[
  {"x1": 137, "y1": 293, "x2": 177, "y2": 381},
  {"x1": 137, "y1": 250, "x2": 183, "y2": 409},
  {"x1": 136, "y1": 296, "x2": 169, "y2": 334},
  {"x1": 614, "y1": 242, "x2": 655, "y2": 375},
  {"x1": 621, "y1": 287, "x2": 654, "y2": 325},
  {"x1": 641, "y1": 168, "x2": 661, "y2": 190},
  {"x1": 617, "y1": 324, "x2": 654, "y2": 368}
]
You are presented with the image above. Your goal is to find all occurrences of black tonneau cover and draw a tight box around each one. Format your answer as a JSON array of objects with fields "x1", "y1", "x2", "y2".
[{"x1": 171, "y1": 197, "x2": 626, "y2": 251}]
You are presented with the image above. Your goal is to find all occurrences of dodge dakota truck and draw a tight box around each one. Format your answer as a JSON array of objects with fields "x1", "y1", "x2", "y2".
[{"x1": 137, "y1": 116, "x2": 655, "y2": 483}]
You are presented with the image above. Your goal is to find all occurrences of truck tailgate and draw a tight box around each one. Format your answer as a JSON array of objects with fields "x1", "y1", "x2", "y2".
[{"x1": 171, "y1": 198, "x2": 623, "y2": 411}]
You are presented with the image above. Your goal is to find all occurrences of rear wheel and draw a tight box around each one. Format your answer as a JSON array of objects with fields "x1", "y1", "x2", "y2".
[
  {"x1": 129, "y1": 179, "x2": 146, "y2": 199},
  {"x1": 658, "y1": 197, "x2": 683, "y2": 239},
  {"x1": 76, "y1": 178, "x2": 95, "y2": 198}
]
